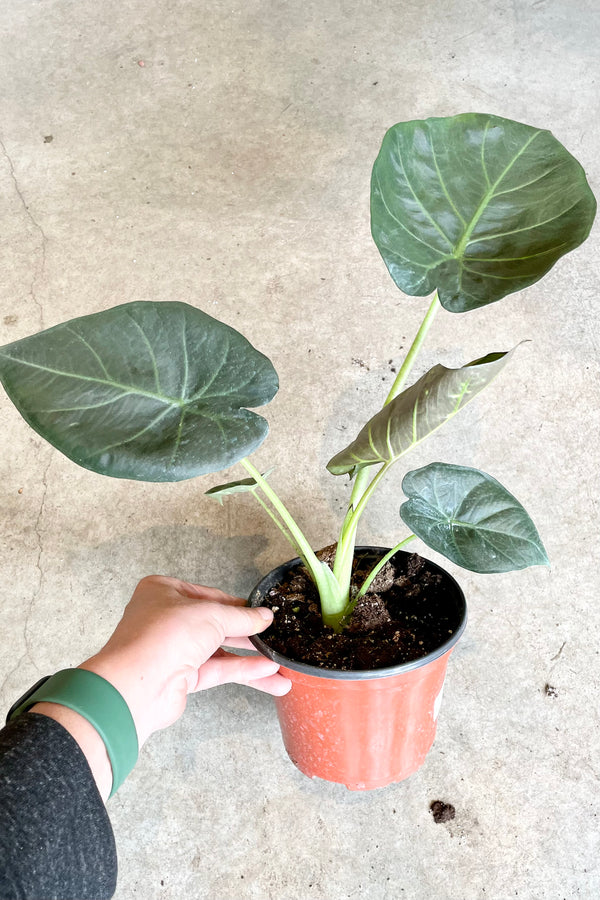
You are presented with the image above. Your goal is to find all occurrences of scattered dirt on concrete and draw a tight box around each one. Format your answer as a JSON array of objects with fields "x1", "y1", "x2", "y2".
[
  {"x1": 430, "y1": 800, "x2": 456, "y2": 823},
  {"x1": 544, "y1": 683, "x2": 559, "y2": 698}
]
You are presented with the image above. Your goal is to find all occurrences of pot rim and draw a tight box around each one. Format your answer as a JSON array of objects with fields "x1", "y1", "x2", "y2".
[{"x1": 248, "y1": 546, "x2": 468, "y2": 681}]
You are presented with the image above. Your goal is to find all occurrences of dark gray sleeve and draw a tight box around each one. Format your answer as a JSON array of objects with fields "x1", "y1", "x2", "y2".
[{"x1": 0, "y1": 712, "x2": 117, "y2": 900}]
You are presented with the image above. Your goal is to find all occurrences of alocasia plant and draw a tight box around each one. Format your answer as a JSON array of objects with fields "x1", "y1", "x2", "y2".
[{"x1": 0, "y1": 113, "x2": 596, "y2": 632}]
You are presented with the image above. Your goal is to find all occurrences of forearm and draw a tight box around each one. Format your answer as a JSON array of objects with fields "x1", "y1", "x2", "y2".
[
  {"x1": 0, "y1": 576, "x2": 285, "y2": 900},
  {"x1": 30, "y1": 701, "x2": 114, "y2": 802},
  {"x1": 14, "y1": 663, "x2": 140, "y2": 804},
  {"x1": 0, "y1": 714, "x2": 117, "y2": 900}
]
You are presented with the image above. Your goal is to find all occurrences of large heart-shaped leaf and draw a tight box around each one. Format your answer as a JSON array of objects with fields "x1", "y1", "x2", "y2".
[
  {"x1": 400, "y1": 463, "x2": 549, "y2": 573},
  {"x1": 327, "y1": 349, "x2": 513, "y2": 476},
  {"x1": 371, "y1": 113, "x2": 597, "y2": 312},
  {"x1": 0, "y1": 302, "x2": 278, "y2": 482}
]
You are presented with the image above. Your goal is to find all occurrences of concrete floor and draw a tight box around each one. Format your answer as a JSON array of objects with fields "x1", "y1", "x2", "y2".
[{"x1": 1, "y1": 0, "x2": 599, "y2": 897}]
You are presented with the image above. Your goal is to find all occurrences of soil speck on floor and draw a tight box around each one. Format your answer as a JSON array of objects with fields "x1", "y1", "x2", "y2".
[{"x1": 430, "y1": 800, "x2": 456, "y2": 823}]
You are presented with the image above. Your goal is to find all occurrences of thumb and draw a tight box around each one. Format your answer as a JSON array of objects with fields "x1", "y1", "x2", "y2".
[
  {"x1": 200, "y1": 602, "x2": 274, "y2": 643},
  {"x1": 245, "y1": 605, "x2": 274, "y2": 633}
]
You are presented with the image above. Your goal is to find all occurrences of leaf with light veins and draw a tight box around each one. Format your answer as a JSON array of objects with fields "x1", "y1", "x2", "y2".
[
  {"x1": 0, "y1": 302, "x2": 278, "y2": 481},
  {"x1": 371, "y1": 113, "x2": 596, "y2": 311},
  {"x1": 327, "y1": 349, "x2": 514, "y2": 476}
]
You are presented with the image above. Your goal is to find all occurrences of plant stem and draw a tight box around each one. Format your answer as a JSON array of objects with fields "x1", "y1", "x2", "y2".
[
  {"x1": 332, "y1": 461, "x2": 392, "y2": 594},
  {"x1": 385, "y1": 292, "x2": 440, "y2": 404},
  {"x1": 240, "y1": 458, "x2": 334, "y2": 601},
  {"x1": 244, "y1": 294, "x2": 441, "y2": 628},
  {"x1": 331, "y1": 293, "x2": 440, "y2": 606},
  {"x1": 348, "y1": 464, "x2": 370, "y2": 509},
  {"x1": 344, "y1": 461, "x2": 394, "y2": 540},
  {"x1": 250, "y1": 491, "x2": 311, "y2": 569},
  {"x1": 240, "y1": 459, "x2": 316, "y2": 564},
  {"x1": 332, "y1": 465, "x2": 371, "y2": 584},
  {"x1": 336, "y1": 292, "x2": 441, "y2": 544},
  {"x1": 356, "y1": 534, "x2": 417, "y2": 598}
]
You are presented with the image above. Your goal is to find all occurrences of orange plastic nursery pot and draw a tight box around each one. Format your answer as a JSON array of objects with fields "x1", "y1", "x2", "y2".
[{"x1": 249, "y1": 548, "x2": 467, "y2": 790}]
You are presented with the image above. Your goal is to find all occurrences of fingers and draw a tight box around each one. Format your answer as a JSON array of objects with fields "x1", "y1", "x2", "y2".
[
  {"x1": 192, "y1": 651, "x2": 292, "y2": 696},
  {"x1": 180, "y1": 588, "x2": 277, "y2": 654},
  {"x1": 128, "y1": 575, "x2": 277, "y2": 666},
  {"x1": 222, "y1": 636, "x2": 265, "y2": 651},
  {"x1": 197, "y1": 603, "x2": 274, "y2": 648},
  {"x1": 135, "y1": 575, "x2": 251, "y2": 608},
  {"x1": 176, "y1": 580, "x2": 248, "y2": 607},
  {"x1": 246, "y1": 673, "x2": 292, "y2": 696},
  {"x1": 132, "y1": 578, "x2": 274, "y2": 638}
]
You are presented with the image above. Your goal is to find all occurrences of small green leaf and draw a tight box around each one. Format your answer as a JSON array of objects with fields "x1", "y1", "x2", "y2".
[
  {"x1": 371, "y1": 113, "x2": 597, "y2": 312},
  {"x1": 0, "y1": 302, "x2": 278, "y2": 482},
  {"x1": 400, "y1": 462, "x2": 549, "y2": 573},
  {"x1": 327, "y1": 349, "x2": 514, "y2": 476},
  {"x1": 205, "y1": 469, "x2": 273, "y2": 503}
]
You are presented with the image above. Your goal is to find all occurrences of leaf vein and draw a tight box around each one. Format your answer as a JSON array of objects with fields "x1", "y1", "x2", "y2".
[
  {"x1": 126, "y1": 313, "x2": 162, "y2": 394},
  {"x1": 430, "y1": 134, "x2": 467, "y2": 227},
  {"x1": 94, "y1": 405, "x2": 174, "y2": 456},
  {"x1": 0, "y1": 356, "x2": 178, "y2": 405},
  {"x1": 64, "y1": 327, "x2": 111, "y2": 379},
  {"x1": 374, "y1": 167, "x2": 451, "y2": 259},
  {"x1": 393, "y1": 132, "x2": 455, "y2": 249},
  {"x1": 465, "y1": 200, "x2": 581, "y2": 246}
]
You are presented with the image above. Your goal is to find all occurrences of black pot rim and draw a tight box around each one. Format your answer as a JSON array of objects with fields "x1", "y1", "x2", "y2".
[{"x1": 248, "y1": 547, "x2": 468, "y2": 681}]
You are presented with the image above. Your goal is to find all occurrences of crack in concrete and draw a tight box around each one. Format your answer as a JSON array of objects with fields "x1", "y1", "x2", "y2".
[
  {"x1": 0, "y1": 651, "x2": 28, "y2": 701},
  {"x1": 0, "y1": 455, "x2": 52, "y2": 698},
  {"x1": 24, "y1": 454, "x2": 53, "y2": 661},
  {"x1": 0, "y1": 139, "x2": 51, "y2": 698},
  {"x1": 0, "y1": 137, "x2": 47, "y2": 330}
]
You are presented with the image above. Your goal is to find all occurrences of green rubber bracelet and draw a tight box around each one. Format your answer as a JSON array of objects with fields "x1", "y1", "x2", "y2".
[{"x1": 8, "y1": 668, "x2": 139, "y2": 798}]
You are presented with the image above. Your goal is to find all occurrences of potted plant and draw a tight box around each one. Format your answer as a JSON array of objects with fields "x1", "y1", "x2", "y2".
[{"x1": 0, "y1": 113, "x2": 596, "y2": 789}]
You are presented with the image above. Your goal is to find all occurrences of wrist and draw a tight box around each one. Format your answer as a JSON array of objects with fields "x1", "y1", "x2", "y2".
[
  {"x1": 9, "y1": 668, "x2": 139, "y2": 800},
  {"x1": 78, "y1": 653, "x2": 161, "y2": 747}
]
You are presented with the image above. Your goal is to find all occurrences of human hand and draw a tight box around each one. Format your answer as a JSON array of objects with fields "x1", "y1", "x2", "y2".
[{"x1": 79, "y1": 575, "x2": 291, "y2": 747}]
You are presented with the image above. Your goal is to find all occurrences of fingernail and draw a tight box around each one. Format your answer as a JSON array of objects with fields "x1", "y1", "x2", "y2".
[{"x1": 256, "y1": 607, "x2": 273, "y2": 621}]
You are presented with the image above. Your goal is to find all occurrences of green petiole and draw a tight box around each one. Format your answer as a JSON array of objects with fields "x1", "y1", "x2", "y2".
[
  {"x1": 384, "y1": 292, "x2": 440, "y2": 404},
  {"x1": 356, "y1": 534, "x2": 417, "y2": 599},
  {"x1": 240, "y1": 458, "x2": 347, "y2": 622},
  {"x1": 243, "y1": 291, "x2": 441, "y2": 631}
]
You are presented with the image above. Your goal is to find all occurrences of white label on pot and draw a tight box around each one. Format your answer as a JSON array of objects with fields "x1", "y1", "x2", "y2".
[{"x1": 433, "y1": 680, "x2": 446, "y2": 721}]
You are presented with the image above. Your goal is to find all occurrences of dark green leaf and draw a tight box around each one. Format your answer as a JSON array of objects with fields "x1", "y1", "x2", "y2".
[
  {"x1": 327, "y1": 349, "x2": 513, "y2": 475},
  {"x1": 0, "y1": 301, "x2": 278, "y2": 481},
  {"x1": 371, "y1": 113, "x2": 597, "y2": 312},
  {"x1": 400, "y1": 463, "x2": 549, "y2": 573}
]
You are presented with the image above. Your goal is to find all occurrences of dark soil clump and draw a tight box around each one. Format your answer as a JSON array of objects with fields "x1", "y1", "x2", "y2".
[
  {"x1": 430, "y1": 800, "x2": 456, "y2": 823},
  {"x1": 258, "y1": 550, "x2": 462, "y2": 671}
]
